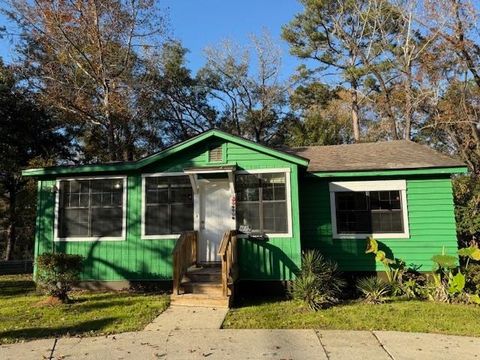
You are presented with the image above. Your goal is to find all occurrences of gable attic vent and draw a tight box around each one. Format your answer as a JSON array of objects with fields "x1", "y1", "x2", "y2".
[{"x1": 208, "y1": 145, "x2": 223, "y2": 162}]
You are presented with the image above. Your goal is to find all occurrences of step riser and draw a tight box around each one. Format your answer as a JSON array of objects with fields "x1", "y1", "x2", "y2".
[
  {"x1": 185, "y1": 274, "x2": 221, "y2": 283},
  {"x1": 182, "y1": 284, "x2": 223, "y2": 296},
  {"x1": 171, "y1": 296, "x2": 229, "y2": 308}
]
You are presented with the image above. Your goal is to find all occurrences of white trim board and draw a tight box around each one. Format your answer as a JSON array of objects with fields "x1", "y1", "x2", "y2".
[
  {"x1": 329, "y1": 180, "x2": 410, "y2": 239},
  {"x1": 54, "y1": 176, "x2": 128, "y2": 242}
]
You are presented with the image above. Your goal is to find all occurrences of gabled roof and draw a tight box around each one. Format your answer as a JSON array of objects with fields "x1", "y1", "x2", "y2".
[
  {"x1": 286, "y1": 140, "x2": 466, "y2": 173},
  {"x1": 22, "y1": 130, "x2": 309, "y2": 177}
]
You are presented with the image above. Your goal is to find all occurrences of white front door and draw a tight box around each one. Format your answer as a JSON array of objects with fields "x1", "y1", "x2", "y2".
[{"x1": 199, "y1": 179, "x2": 232, "y2": 263}]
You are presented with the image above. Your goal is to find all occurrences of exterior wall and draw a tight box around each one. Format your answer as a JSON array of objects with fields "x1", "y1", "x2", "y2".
[
  {"x1": 299, "y1": 175, "x2": 458, "y2": 272},
  {"x1": 33, "y1": 138, "x2": 302, "y2": 282}
]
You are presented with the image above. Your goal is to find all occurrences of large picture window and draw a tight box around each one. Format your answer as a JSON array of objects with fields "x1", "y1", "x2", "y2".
[
  {"x1": 143, "y1": 175, "x2": 193, "y2": 237},
  {"x1": 57, "y1": 178, "x2": 125, "y2": 240},
  {"x1": 329, "y1": 180, "x2": 409, "y2": 239},
  {"x1": 235, "y1": 172, "x2": 289, "y2": 235}
]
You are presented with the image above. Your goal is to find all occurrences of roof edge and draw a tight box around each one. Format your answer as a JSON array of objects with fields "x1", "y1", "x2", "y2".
[
  {"x1": 22, "y1": 129, "x2": 310, "y2": 177},
  {"x1": 311, "y1": 166, "x2": 469, "y2": 178}
]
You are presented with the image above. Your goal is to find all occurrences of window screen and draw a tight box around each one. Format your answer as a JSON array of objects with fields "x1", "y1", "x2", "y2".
[
  {"x1": 236, "y1": 173, "x2": 288, "y2": 234},
  {"x1": 58, "y1": 178, "x2": 124, "y2": 238},
  {"x1": 335, "y1": 190, "x2": 403, "y2": 234},
  {"x1": 144, "y1": 176, "x2": 193, "y2": 235}
]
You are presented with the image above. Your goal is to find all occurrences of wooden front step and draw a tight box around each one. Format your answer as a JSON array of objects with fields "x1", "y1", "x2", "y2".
[
  {"x1": 181, "y1": 281, "x2": 223, "y2": 296},
  {"x1": 183, "y1": 266, "x2": 221, "y2": 283},
  {"x1": 171, "y1": 293, "x2": 229, "y2": 308},
  {"x1": 172, "y1": 265, "x2": 229, "y2": 307}
]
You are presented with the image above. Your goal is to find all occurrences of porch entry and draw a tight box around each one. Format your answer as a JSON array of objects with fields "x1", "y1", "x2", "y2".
[{"x1": 184, "y1": 166, "x2": 236, "y2": 265}]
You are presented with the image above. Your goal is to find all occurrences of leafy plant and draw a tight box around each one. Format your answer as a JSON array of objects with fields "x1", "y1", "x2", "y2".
[
  {"x1": 357, "y1": 276, "x2": 390, "y2": 304},
  {"x1": 401, "y1": 270, "x2": 427, "y2": 299},
  {"x1": 365, "y1": 237, "x2": 403, "y2": 284},
  {"x1": 458, "y1": 244, "x2": 480, "y2": 262},
  {"x1": 290, "y1": 250, "x2": 346, "y2": 311},
  {"x1": 427, "y1": 247, "x2": 472, "y2": 304},
  {"x1": 465, "y1": 263, "x2": 480, "y2": 294},
  {"x1": 36, "y1": 253, "x2": 84, "y2": 303}
]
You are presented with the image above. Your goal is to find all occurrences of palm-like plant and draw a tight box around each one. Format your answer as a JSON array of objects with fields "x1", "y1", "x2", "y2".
[
  {"x1": 290, "y1": 250, "x2": 346, "y2": 311},
  {"x1": 357, "y1": 276, "x2": 390, "y2": 304}
]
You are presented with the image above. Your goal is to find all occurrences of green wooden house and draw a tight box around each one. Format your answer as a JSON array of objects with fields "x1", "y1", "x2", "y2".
[{"x1": 23, "y1": 130, "x2": 467, "y2": 306}]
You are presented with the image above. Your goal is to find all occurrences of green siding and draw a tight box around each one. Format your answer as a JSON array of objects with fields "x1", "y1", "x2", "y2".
[
  {"x1": 32, "y1": 134, "x2": 461, "y2": 281},
  {"x1": 33, "y1": 137, "x2": 302, "y2": 281},
  {"x1": 299, "y1": 176, "x2": 458, "y2": 272}
]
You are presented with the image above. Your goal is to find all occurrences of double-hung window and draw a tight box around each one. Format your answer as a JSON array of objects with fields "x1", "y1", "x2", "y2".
[
  {"x1": 235, "y1": 171, "x2": 290, "y2": 236},
  {"x1": 329, "y1": 180, "x2": 409, "y2": 239},
  {"x1": 56, "y1": 177, "x2": 126, "y2": 240},
  {"x1": 143, "y1": 175, "x2": 193, "y2": 237}
]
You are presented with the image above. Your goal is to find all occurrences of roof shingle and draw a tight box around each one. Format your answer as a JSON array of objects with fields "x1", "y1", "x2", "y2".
[{"x1": 285, "y1": 140, "x2": 465, "y2": 172}]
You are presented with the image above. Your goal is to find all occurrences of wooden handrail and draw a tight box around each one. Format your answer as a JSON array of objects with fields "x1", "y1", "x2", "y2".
[
  {"x1": 172, "y1": 231, "x2": 198, "y2": 295},
  {"x1": 218, "y1": 230, "x2": 238, "y2": 298}
]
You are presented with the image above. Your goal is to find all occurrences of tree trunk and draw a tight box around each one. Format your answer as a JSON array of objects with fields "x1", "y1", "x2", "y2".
[
  {"x1": 404, "y1": 65, "x2": 414, "y2": 140},
  {"x1": 4, "y1": 190, "x2": 16, "y2": 261},
  {"x1": 385, "y1": 91, "x2": 398, "y2": 140},
  {"x1": 350, "y1": 84, "x2": 361, "y2": 142}
]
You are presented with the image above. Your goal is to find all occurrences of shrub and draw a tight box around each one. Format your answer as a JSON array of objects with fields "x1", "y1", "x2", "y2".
[
  {"x1": 465, "y1": 263, "x2": 480, "y2": 294},
  {"x1": 290, "y1": 250, "x2": 346, "y2": 311},
  {"x1": 36, "y1": 252, "x2": 84, "y2": 303},
  {"x1": 401, "y1": 270, "x2": 427, "y2": 299},
  {"x1": 357, "y1": 276, "x2": 390, "y2": 304}
]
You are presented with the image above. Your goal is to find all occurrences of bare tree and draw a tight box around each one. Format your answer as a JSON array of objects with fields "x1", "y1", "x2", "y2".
[
  {"x1": 199, "y1": 32, "x2": 290, "y2": 144},
  {"x1": 3, "y1": 0, "x2": 167, "y2": 161}
]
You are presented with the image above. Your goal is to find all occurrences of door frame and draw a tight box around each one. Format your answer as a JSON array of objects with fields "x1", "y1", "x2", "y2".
[{"x1": 185, "y1": 169, "x2": 236, "y2": 264}]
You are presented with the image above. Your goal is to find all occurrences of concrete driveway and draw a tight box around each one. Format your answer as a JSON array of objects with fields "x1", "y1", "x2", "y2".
[{"x1": 1, "y1": 306, "x2": 479, "y2": 359}]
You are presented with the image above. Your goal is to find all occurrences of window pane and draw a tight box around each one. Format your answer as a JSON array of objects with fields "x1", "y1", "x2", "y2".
[
  {"x1": 236, "y1": 174, "x2": 259, "y2": 201},
  {"x1": 59, "y1": 208, "x2": 89, "y2": 237},
  {"x1": 262, "y1": 173, "x2": 286, "y2": 201},
  {"x1": 171, "y1": 186, "x2": 193, "y2": 203},
  {"x1": 336, "y1": 210, "x2": 371, "y2": 233},
  {"x1": 236, "y1": 202, "x2": 260, "y2": 232},
  {"x1": 370, "y1": 191, "x2": 401, "y2": 210},
  {"x1": 145, "y1": 204, "x2": 169, "y2": 235},
  {"x1": 171, "y1": 204, "x2": 194, "y2": 233},
  {"x1": 91, "y1": 207, "x2": 123, "y2": 237},
  {"x1": 263, "y1": 202, "x2": 287, "y2": 233},
  {"x1": 336, "y1": 192, "x2": 368, "y2": 211},
  {"x1": 372, "y1": 211, "x2": 403, "y2": 233}
]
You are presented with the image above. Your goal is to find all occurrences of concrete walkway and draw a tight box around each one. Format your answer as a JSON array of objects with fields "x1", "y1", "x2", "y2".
[{"x1": 1, "y1": 306, "x2": 480, "y2": 359}]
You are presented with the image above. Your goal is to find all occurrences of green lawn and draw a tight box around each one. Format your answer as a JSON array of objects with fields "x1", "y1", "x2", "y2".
[
  {"x1": 223, "y1": 298, "x2": 480, "y2": 337},
  {"x1": 0, "y1": 275, "x2": 169, "y2": 344}
]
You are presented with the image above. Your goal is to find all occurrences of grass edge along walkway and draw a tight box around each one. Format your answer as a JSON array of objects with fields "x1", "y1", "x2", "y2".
[{"x1": 223, "y1": 298, "x2": 480, "y2": 337}]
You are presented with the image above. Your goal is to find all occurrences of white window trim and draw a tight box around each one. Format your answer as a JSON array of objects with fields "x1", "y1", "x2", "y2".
[
  {"x1": 141, "y1": 172, "x2": 190, "y2": 240},
  {"x1": 235, "y1": 168, "x2": 293, "y2": 238},
  {"x1": 54, "y1": 176, "x2": 127, "y2": 242},
  {"x1": 329, "y1": 180, "x2": 410, "y2": 239}
]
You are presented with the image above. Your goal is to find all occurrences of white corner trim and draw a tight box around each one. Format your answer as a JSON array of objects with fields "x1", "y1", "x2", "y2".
[
  {"x1": 54, "y1": 176, "x2": 127, "y2": 242},
  {"x1": 141, "y1": 172, "x2": 190, "y2": 240},
  {"x1": 329, "y1": 180, "x2": 410, "y2": 239}
]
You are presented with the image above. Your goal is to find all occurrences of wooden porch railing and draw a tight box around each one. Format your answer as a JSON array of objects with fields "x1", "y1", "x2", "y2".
[
  {"x1": 172, "y1": 231, "x2": 198, "y2": 295},
  {"x1": 218, "y1": 230, "x2": 238, "y2": 298}
]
